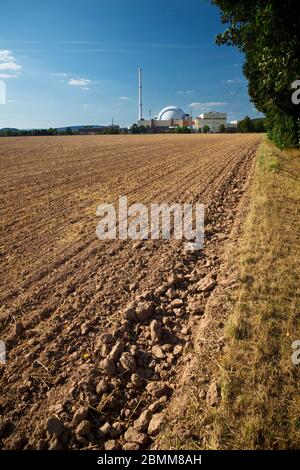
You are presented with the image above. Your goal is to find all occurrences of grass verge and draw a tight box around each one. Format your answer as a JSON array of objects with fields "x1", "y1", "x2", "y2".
[
  {"x1": 159, "y1": 138, "x2": 300, "y2": 450},
  {"x1": 207, "y1": 138, "x2": 300, "y2": 449}
]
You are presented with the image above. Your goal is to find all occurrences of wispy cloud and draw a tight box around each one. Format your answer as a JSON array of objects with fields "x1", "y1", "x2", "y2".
[
  {"x1": 68, "y1": 78, "x2": 92, "y2": 90},
  {"x1": 51, "y1": 72, "x2": 68, "y2": 77},
  {"x1": 226, "y1": 78, "x2": 244, "y2": 83},
  {"x1": 188, "y1": 102, "x2": 227, "y2": 110},
  {"x1": 120, "y1": 96, "x2": 129, "y2": 100},
  {"x1": 0, "y1": 50, "x2": 22, "y2": 77},
  {"x1": 0, "y1": 73, "x2": 18, "y2": 78},
  {"x1": 177, "y1": 90, "x2": 195, "y2": 95},
  {"x1": 0, "y1": 62, "x2": 22, "y2": 71}
]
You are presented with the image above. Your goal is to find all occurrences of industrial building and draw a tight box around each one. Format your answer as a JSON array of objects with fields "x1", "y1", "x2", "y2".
[
  {"x1": 138, "y1": 107, "x2": 228, "y2": 133},
  {"x1": 194, "y1": 112, "x2": 227, "y2": 133},
  {"x1": 138, "y1": 105, "x2": 193, "y2": 132},
  {"x1": 136, "y1": 68, "x2": 229, "y2": 133}
]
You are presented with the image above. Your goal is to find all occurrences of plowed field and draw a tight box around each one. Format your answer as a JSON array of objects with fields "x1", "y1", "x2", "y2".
[{"x1": 0, "y1": 134, "x2": 261, "y2": 449}]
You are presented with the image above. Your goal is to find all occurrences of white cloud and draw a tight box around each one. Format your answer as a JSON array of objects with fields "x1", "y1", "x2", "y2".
[
  {"x1": 226, "y1": 78, "x2": 243, "y2": 83},
  {"x1": 0, "y1": 73, "x2": 18, "y2": 78},
  {"x1": 188, "y1": 102, "x2": 227, "y2": 110},
  {"x1": 68, "y1": 78, "x2": 92, "y2": 90},
  {"x1": 0, "y1": 50, "x2": 15, "y2": 61},
  {"x1": 177, "y1": 90, "x2": 195, "y2": 95},
  {"x1": 0, "y1": 61, "x2": 22, "y2": 71},
  {"x1": 120, "y1": 96, "x2": 129, "y2": 100},
  {"x1": 0, "y1": 50, "x2": 22, "y2": 76}
]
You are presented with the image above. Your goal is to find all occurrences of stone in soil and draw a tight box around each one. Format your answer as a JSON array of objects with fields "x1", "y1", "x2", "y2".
[
  {"x1": 72, "y1": 407, "x2": 88, "y2": 427},
  {"x1": 148, "y1": 412, "x2": 165, "y2": 436},
  {"x1": 131, "y1": 373, "x2": 143, "y2": 388},
  {"x1": 123, "y1": 442, "x2": 140, "y2": 450},
  {"x1": 150, "y1": 319, "x2": 161, "y2": 344},
  {"x1": 100, "y1": 358, "x2": 116, "y2": 376},
  {"x1": 152, "y1": 345, "x2": 165, "y2": 359},
  {"x1": 197, "y1": 275, "x2": 217, "y2": 292},
  {"x1": 104, "y1": 439, "x2": 120, "y2": 450},
  {"x1": 46, "y1": 417, "x2": 63, "y2": 437},
  {"x1": 76, "y1": 420, "x2": 91, "y2": 436},
  {"x1": 133, "y1": 409, "x2": 152, "y2": 432},
  {"x1": 124, "y1": 427, "x2": 148, "y2": 445},
  {"x1": 135, "y1": 301, "x2": 155, "y2": 322},
  {"x1": 96, "y1": 378, "x2": 109, "y2": 395},
  {"x1": 119, "y1": 352, "x2": 136, "y2": 372},
  {"x1": 109, "y1": 340, "x2": 125, "y2": 362},
  {"x1": 110, "y1": 422, "x2": 123, "y2": 437},
  {"x1": 98, "y1": 422, "x2": 113, "y2": 438},
  {"x1": 170, "y1": 298, "x2": 184, "y2": 308},
  {"x1": 173, "y1": 345, "x2": 183, "y2": 356},
  {"x1": 146, "y1": 381, "x2": 170, "y2": 398},
  {"x1": 123, "y1": 305, "x2": 137, "y2": 322}
]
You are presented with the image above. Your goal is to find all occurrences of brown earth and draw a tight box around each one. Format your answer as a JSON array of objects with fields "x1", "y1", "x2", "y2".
[{"x1": 0, "y1": 133, "x2": 261, "y2": 450}]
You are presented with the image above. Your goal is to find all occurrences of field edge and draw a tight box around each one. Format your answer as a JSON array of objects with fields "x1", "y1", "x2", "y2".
[{"x1": 155, "y1": 137, "x2": 300, "y2": 450}]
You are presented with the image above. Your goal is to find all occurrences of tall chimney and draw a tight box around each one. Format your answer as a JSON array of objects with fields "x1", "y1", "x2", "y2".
[{"x1": 138, "y1": 67, "x2": 143, "y2": 121}]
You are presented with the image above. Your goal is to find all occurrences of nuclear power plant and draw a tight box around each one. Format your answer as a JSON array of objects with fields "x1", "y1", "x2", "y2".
[{"x1": 136, "y1": 68, "x2": 230, "y2": 133}]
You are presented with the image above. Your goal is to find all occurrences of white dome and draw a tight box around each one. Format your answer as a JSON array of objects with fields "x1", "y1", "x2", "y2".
[{"x1": 158, "y1": 106, "x2": 186, "y2": 121}]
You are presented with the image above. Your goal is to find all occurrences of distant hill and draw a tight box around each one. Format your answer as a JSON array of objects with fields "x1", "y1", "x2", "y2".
[
  {"x1": 55, "y1": 125, "x2": 106, "y2": 132},
  {"x1": 0, "y1": 125, "x2": 106, "y2": 132}
]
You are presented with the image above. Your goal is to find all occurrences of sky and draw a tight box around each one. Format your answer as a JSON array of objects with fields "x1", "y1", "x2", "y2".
[{"x1": 0, "y1": 0, "x2": 263, "y2": 129}]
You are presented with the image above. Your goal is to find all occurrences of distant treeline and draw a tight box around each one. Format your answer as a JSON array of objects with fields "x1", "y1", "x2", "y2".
[
  {"x1": 0, "y1": 127, "x2": 120, "y2": 137},
  {"x1": 129, "y1": 117, "x2": 266, "y2": 134},
  {"x1": 237, "y1": 116, "x2": 265, "y2": 133}
]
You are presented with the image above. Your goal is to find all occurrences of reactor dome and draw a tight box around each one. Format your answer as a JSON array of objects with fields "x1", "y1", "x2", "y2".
[{"x1": 157, "y1": 106, "x2": 186, "y2": 121}]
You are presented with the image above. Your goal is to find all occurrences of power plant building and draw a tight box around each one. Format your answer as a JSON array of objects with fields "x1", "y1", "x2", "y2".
[
  {"x1": 194, "y1": 112, "x2": 227, "y2": 133},
  {"x1": 138, "y1": 105, "x2": 192, "y2": 131},
  {"x1": 136, "y1": 68, "x2": 228, "y2": 133}
]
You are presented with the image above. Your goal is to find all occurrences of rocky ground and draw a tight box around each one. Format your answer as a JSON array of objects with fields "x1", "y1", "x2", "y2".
[{"x1": 0, "y1": 134, "x2": 261, "y2": 449}]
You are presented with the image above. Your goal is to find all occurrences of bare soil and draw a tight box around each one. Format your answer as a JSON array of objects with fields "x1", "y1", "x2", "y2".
[{"x1": 0, "y1": 134, "x2": 261, "y2": 450}]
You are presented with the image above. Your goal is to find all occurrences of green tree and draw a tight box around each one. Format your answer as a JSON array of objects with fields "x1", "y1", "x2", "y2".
[
  {"x1": 238, "y1": 116, "x2": 254, "y2": 133},
  {"x1": 138, "y1": 125, "x2": 147, "y2": 133},
  {"x1": 212, "y1": 0, "x2": 300, "y2": 148},
  {"x1": 203, "y1": 125, "x2": 210, "y2": 134},
  {"x1": 219, "y1": 123, "x2": 226, "y2": 133},
  {"x1": 131, "y1": 123, "x2": 139, "y2": 134},
  {"x1": 252, "y1": 118, "x2": 266, "y2": 133}
]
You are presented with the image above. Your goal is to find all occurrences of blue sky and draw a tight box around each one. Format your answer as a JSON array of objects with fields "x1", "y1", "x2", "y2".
[{"x1": 0, "y1": 0, "x2": 263, "y2": 129}]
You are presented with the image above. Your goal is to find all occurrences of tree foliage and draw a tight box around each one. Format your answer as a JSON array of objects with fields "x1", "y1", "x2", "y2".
[
  {"x1": 175, "y1": 126, "x2": 192, "y2": 133},
  {"x1": 212, "y1": 0, "x2": 300, "y2": 148},
  {"x1": 238, "y1": 115, "x2": 254, "y2": 133}
]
